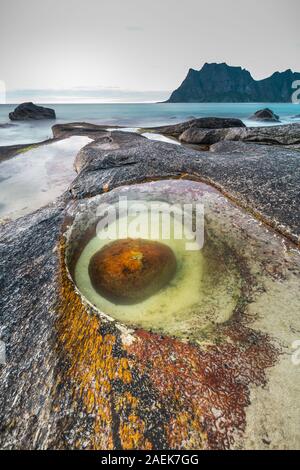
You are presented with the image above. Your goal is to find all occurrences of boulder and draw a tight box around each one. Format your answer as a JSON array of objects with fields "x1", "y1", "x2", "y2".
[
  {"x1": 249, "y1": 108, "x2": 280, "y2": 122},
  {"x1": 142, "y1": 117, "x2": 245, "y2": 137},
  {"x1": 9, "y1": 102, "x2": 56, "y2": 121},
  {"x1": 89, "y1": 238, "x2": 177, "y2": 304}
]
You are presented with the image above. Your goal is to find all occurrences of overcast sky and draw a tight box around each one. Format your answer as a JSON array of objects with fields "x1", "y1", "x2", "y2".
[{"x1": 0, "y1": 0, "x2": 299, "y2": 102}]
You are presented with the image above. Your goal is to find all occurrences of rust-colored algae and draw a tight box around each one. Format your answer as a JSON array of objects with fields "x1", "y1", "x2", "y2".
[
  {"x1": 128, "y1": 325, "x2": 278, "y2": 450},
  {"x1": 56, "y1": 239, "x2": 152, "y2": 450}
]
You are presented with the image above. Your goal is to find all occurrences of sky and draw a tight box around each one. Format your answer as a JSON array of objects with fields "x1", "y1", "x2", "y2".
[{"x1": 0, "y1": 0, "x2": 299, "y2": 103}]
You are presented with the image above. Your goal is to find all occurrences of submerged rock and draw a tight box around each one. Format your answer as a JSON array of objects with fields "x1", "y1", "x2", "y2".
[
  {"x1": 9, "y1": 102, "x2": 56, "y2": 121},
  {"x1": 249, "y1": 108, "x2": 280, "y2": 122},
  {"x1": 52, "y1": 122, "x2": 121, "y2": 139},
  {"x1": 89, "y1": 238, "x2": 177, "y2": 304},
  {"x1": 0, "y1": 123, "x2": 15, "y2": 128}
]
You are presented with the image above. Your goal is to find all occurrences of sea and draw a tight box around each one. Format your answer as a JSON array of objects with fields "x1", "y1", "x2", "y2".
[
  {"x1": 1, "y1": 102, "x2": 300, "y2": 146},
  {"x1": 1, "y1": 102, "x2": 300, "y2": 220}
]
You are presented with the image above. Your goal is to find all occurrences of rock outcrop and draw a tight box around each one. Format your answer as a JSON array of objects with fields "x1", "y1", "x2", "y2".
[
  {"x1": 52, "y1": 122, "x2": 121, "y2": 139},
  {"x1": 71, "y1": 135, "x2": 300, "y2": 243},
  {"x1": 1, "y1": 126, "x2": 300, "y2": 450},
  {"x1": 179, "y1": 123, "x2": 300, "y2": 147},
  {"x1": 249, "y1": 108, "x2": 280, "y2": 122},
  {"x1": 166, "y1": 62, "x2": 300, "y2": 103},
  {"x1": 9, "y1": 102, "x2": 56, "y2": 121},
  {"x1": 141, "y1": 117, "x2": 245, "y2": 138}
]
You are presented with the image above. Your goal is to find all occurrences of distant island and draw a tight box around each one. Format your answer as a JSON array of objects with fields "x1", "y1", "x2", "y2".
[{"x1": 166, "y1": 62, "x2": 300, "y2": 103}]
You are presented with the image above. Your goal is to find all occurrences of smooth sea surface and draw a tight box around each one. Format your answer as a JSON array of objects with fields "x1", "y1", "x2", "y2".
[{"x1": 1, "y1": 102, "x2": 300, "y2": 146}]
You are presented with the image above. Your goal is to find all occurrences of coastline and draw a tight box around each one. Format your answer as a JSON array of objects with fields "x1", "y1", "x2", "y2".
[{"x1": 1, "y1": 102, "x2": 300, "y2": 147}]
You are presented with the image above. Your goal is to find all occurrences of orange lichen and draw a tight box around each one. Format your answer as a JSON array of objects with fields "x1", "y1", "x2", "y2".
[
  {"x1": 56, "y1": 239, "x2": 151, "y2": 449},
  {"x1": 167, "y1": 411, "x2": 207, "y2": 450}
]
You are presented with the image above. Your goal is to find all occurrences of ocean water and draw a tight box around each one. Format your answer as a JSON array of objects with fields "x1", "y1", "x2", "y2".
[{"x1": 1, "y1": 102, "x2": 300, "y2": 146}]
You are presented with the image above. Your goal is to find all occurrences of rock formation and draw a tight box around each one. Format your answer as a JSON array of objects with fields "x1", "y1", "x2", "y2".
[
  {"x1": 141, "y1": 117, "x2": 245, "y2": 138},
  {"x1": 9, "y1": 102, "x2": 56, "y2": 120},
  {"x1": 249, "y1": 108, "x2": 280, "y2": 122},
  {"x1": 166, "y1": 63, "x2": 300, "y2": 103},
  {"x1": 52, "y1": 122, "x2": 121, "y2": 139},
  {"x1": 179, "y1": 122, "x2": 300, "y2": 147},
  {"x1": 1, "y1": 123, "x2": 300, "y2": 450}
]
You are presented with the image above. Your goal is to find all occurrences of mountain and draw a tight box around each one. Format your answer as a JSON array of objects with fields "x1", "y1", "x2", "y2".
[{"x1": 166, "y1": 63, "x2": 300, "y2": 103}]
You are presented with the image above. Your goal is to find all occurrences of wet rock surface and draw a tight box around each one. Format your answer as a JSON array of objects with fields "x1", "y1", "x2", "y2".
[
  {"x1": 74, "y1": 131, "x2": 146, "y2": 173},
  {"x1": 52, "y1": 122, "x2": 122, "y2": 139},
  {"x1": 179, "y1": 122, "x2": 300, "y2": 147},
  {"x1": 0, "y1": 138, "x2": 61, "y2": 163},
  {"x1": 141, "y1": 117, "x2": 245, "y2": 137},
  {"x1": 1, "y1": 126, "x2": 300, "y2": 449},
  {"x1": 0, "y1": 123, "x2": 15, "y2": 128},
  {"x1": 72, "y1": 135, "x2": 300, "y2": 244},
  {"x1": 9, "y1": 102, "x2": 56, "y2": 121}
]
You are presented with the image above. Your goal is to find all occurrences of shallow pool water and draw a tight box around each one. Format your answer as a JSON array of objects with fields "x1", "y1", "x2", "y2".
[
  {"x1": 72, "y1": 195, "x2": 242, "y2": 340},
  {"x1": 0, "y1": 136, "x2": 92, "y2": 220}
]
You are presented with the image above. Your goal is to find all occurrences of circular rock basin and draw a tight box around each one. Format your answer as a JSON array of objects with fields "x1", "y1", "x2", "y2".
[
  {"x1": 62, "y1": 179, "x2": 300, "y2": 449},
  {"x1": 65, "y1": 180, "x2": 245, "y2": 342}
]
